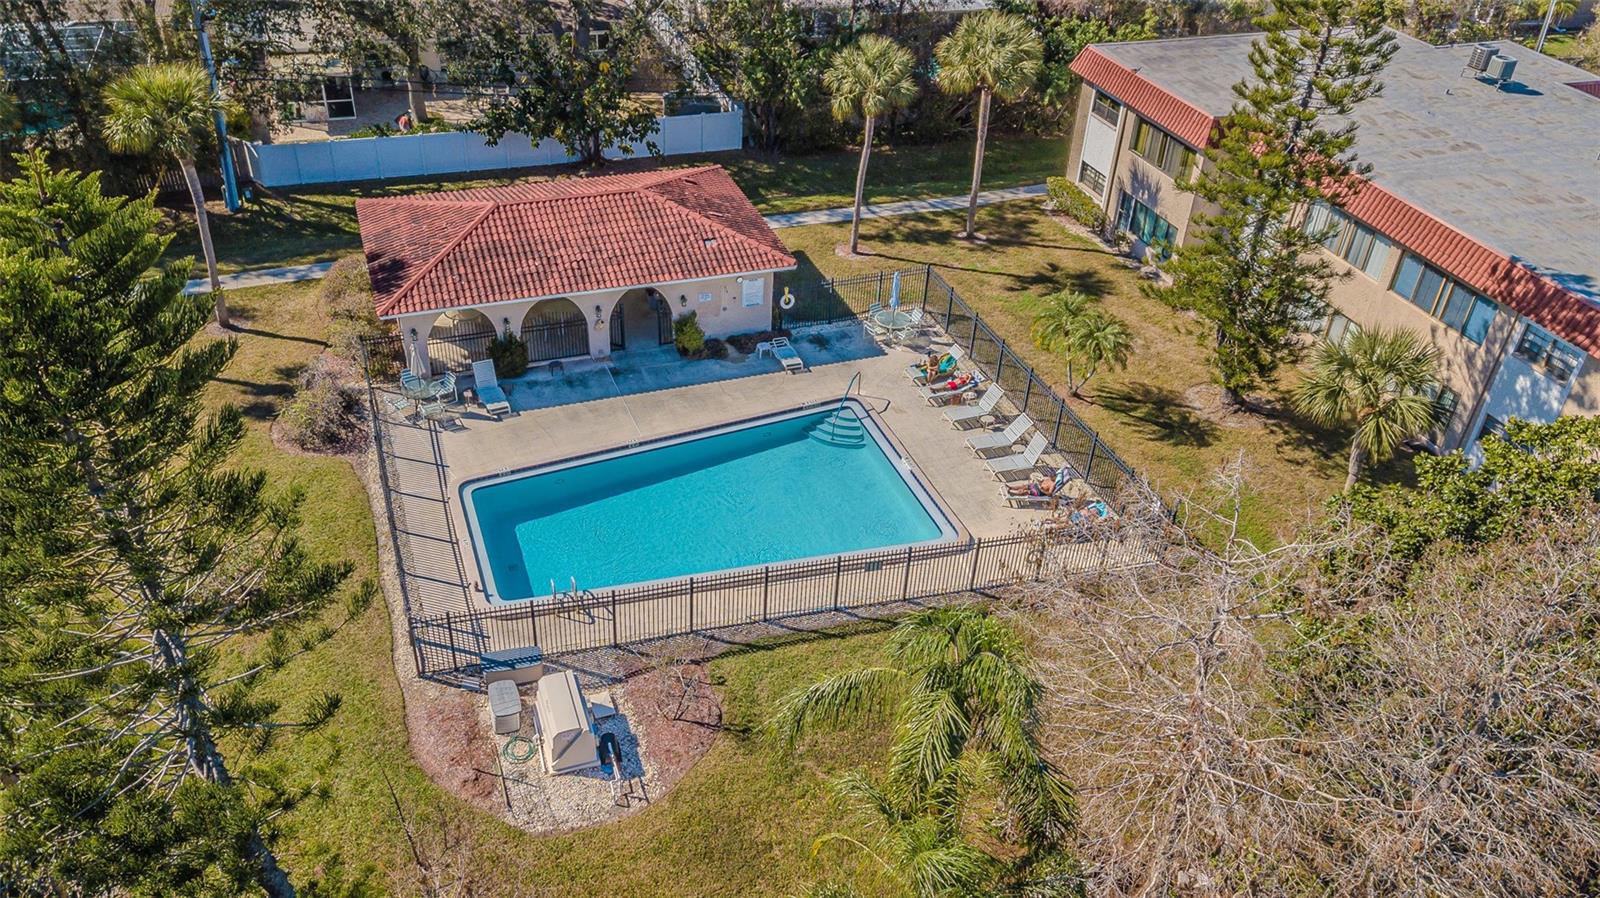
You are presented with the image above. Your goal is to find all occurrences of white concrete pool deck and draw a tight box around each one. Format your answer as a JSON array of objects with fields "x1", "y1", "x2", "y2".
[{"x1": 377, "y1": 323, "x2": 1071, "y2": 617}]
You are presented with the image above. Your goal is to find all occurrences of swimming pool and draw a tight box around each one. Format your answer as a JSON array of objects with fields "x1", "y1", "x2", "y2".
[{"x1": 460, "y1": 400, "x2": 960, "y2": 603}]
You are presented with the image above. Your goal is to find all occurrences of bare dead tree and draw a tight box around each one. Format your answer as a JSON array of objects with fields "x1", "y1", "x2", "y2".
[
  {"x1": 384, "y1": 774, "x2": 481, "y2": 898},
  {"x1": 1004, "y1": 459, "x2": 1600, "y2": 897}
]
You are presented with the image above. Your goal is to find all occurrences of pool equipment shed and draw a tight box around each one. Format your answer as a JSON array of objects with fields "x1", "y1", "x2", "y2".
[{"x1": 536, "y1": 670, "x2": 600, "y2": 774}]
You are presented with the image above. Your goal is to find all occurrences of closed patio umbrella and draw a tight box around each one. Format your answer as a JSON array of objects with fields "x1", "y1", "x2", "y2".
[{"x1": 890, "y1": 271, "x2": 902, "y2": 311}]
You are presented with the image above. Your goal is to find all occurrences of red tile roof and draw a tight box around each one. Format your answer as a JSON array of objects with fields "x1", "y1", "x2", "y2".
[
  {"x1": 1567, "y1": 80, "x2": 1600, "y2": 99},
  {"x1": 357, "y1": 166, "x2": 797, "y2": 318},
  {"x1": 1069, "y1": 46, "x2": 1218, "y2": 147},
  {"x1": 1072, "y1": 46, "x2": 1600, "y2": 356}
]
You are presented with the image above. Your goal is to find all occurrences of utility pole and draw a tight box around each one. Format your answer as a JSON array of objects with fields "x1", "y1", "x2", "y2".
[
  {"x1": 193, "y1": 0, "x2": 242, "y2": 212},
  {"x1": 1534, "y1": 0, "x2": 1559, "y2": 53}
]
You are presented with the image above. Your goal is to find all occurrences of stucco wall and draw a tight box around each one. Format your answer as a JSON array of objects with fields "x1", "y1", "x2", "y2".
[{"x1": 650, "y1": 273, "x2": 775, "y2": 340}]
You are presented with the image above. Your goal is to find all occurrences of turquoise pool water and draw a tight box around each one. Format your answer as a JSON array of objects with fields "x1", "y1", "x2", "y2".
[{"x1": 462, "y1": 406, "x2": 951, "y2": 601}]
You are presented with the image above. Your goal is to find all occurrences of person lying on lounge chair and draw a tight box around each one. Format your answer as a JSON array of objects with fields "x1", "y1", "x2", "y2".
[
  {"x1": 1007, "y1": 466, "x2": 1069, "y2": 498},
  {"x1": 921, "y1": 351, "x2": 957, "y2": 381},
  {"x1": 939, "y1": 371, "x2": 976, "y2": 393}
]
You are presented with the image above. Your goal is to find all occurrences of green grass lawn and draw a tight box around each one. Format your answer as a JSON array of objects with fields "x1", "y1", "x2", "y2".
[
  {"x1": 166, "y1": 134, "x2": 1065, "y2": 274},
  {"x1": 203, "y1": 279, "x2": 897, "y2": 896},
  {"x1": 775, "y1": 201, "x2": 1415, "y2": 546}
]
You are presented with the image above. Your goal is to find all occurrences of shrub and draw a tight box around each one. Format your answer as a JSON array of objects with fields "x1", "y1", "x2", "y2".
[
  {"x1": 279, "y1": 356, "x2": 365, "y2": 453},
  {"x1": 1046, "y1": 176, "x2": 1108, "y2": 233},
  {"x1": 488, "y1": 332, "x2": 528, "y2": 379},
  {"x1": 321, "y1": 255, "x2": 394, "y2": 369},
  {"x1": 702, "y1": 338, "x2": 728, "y2": 360},
  {"x1": 673, "y1": 311, "x2": 706, "y2": 357}
]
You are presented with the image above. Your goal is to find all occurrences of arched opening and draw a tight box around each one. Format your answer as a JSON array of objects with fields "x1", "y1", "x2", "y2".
[
  {"x1": 426, "y1": 308, "x2": 495, "y2": 373},
  {"x1": 608, "y1": 287, "x2": 674, "y2": 352},
  {"x1": 519, "y1": 298, "x2": 589, "y2": 363}
]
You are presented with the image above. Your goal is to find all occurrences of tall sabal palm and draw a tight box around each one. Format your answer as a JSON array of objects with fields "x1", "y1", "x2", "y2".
[
  {"x1": 771, "y1": 605, "x2": 1075, "y2": 854},
  {"x1": 1028, "y1": 289, "x2": 1091, "y2": 354},
  {"x1": 824, "y1": 35, "x2": 917, "y2": 256},
  {"x1": 1293, "y1": 327, "x2": 1440, "y2": 491},
  {"x1": 1062, "y1": 310, "x2": 1133, "y2": 399},
  {"x1": 104, "y1": 63, "x2": 229, "y2": 326},
  {"x1": 935, "y1": 12, "x2": 1041, "y2": 240}
]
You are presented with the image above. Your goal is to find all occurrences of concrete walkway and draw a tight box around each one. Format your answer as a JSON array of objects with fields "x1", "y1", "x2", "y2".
[{"x1": 184, "y1": 183, "x2": 1047, "y2": 295}]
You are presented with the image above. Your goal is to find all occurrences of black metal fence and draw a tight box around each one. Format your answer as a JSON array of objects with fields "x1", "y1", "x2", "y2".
[
  {"x1": 367, "y1": 323, "x2": 589, "y2": 376},
  {"x1": 778, "y1": 266, "x2": 1142, "y2": 499},
  {"x1": 408, "y1": 528, "x2": 1146, "y2": 679}
]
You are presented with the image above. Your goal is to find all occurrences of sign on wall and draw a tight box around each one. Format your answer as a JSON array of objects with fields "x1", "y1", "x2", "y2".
[{"x1": 741, "y1": 278, "x2": 765, "y2": 308}]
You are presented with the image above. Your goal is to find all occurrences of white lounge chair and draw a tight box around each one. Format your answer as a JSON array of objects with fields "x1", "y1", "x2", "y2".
[
  {"x1": 770, "y1": 336, "x2": 806, "y2": 373},
  {"x1": 906, "y1": 343, "x2": 965, "y2": 384},
  {"x1": 471, "y1": 359, "x2": 512, "y2": 419},
  {"x1": 430, "y1": 371, "x2": 458, "y2": 402},
  {"x1": 967, "y1": 414, "x2": 1033, "y2": 456},
  {"x1": 919, "y1": 370, "x2": 982, "y2": 407},
  {"x1": 986, "y1": 433, "x2": 1049, "y2": 480},
  {"x1": 943, "y1": 385, "x2": 1004, "y2": 428}
]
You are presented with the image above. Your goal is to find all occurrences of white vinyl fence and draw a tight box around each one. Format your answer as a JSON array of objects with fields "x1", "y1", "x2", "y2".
[{"x1": 236, "y1": 109, "x2": 743, "y2": 188}]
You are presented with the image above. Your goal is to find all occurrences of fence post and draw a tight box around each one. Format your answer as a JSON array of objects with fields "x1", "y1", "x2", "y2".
[
  {"x1": 968, "y1": 539, "x2": 983, "y2": 590},
  {"x1": 995, "y1": 343, "x2": 1005, "y2": 385},
  {"x1": 901, "y1": 545, "x2": 913, "y2": 600},
  {"x1": 609, "y1": 590, "x2": 619, "y2": 646},
  {"x1": 688, "y1": 577, "x2": 696, "y2": 632},
  {"x1": 875, "y1": 271, "x2": 885, "y2": 307},
  {"x1": 1034, "y1": 530, "x2": 1049, "y2": 579},
  {"x1": 762, "y1": 566, "x2": 770, "y2": 620},
  {"x1": 945, "y1": 285, "x2": 956, "y2": 328},
  {"x1": 969, "y1": 315, "x2": 980, "y2": 354},
  {"x1": 444, "y1": 611, "x2": 459, "y2": 670},
  {"x1": 1023, "y1": 372, "x2": 1033, "y2": 412},
  {"x1": 1086, "y1": 435, "x2": 1100, "y2": 484},
  {"x1": 920, "y1": 264, "x2": 931, "y2": 310},
  {"x1": 1052, "y1": 404, "x2": 1064, "y2": 450},
  {"x1": 528, "y1": 595, "x2": 538, "y2": 650},
  {"x1": 833, "y1": 556, "x2": 843, "y2": 612}
]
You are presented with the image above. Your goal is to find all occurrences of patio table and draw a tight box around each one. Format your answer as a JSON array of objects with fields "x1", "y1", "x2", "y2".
[{"x1": 871, "y1": 308, "x2": 915, "y2": 340}]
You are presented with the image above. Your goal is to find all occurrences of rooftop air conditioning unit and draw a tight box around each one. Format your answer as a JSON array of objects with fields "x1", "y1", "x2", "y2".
[
  {"x1": 1466, "y1": 43, "x2": 1497, "y2": 73},
  {"x1": 1486, "y1": 53, "x2": 1518, "y2": 83}
]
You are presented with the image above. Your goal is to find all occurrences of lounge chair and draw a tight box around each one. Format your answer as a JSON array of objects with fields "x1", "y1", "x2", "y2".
[
  {"x1": 986, "y1": 433, "x2": 1049, "y2": 480},
  {"x1": 967, "y1": 414, "x2": 1033, "y2": 456},
  {"x1": 943, "y1": 385, "x2": 1004, "y2": 428},
  {"x1": 770, "y1": 337, "x2": 806, "y2": 373},
  {"x1": 430, "y1": 371, "x2": 458, "y2": 402},
  {"x1": 906, "y1": 343, "x2": 965, "y2": 384},
  {"x1": 1002, "y1": 467, "x2": 1072, "y2": 508},
  {"x1": 919, "y1": 370, "x2": 982, "y2": 407},
  {"x1": 470, "y1": 359, "x2": 512, "y2": 419}
]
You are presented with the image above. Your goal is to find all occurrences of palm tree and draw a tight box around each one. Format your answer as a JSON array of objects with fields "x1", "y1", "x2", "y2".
[
  {"x1": 103, "y1": 63, "x2": 229, "y2": 326},
  {"x1": 806, "y1": 771, "x2": 995, "y2": 898},
  {"x1": 1029, "y1": 289, "x2": 1091, "y2": 351},
  {"x1": 1293, "y1": 327, "x2": 1440, "y2": 491},
  {"x1": 934, "y1": 12, "x2": 1042, "y2": 241},
  {"x1": 824, "y1": 35, "x2": 917, "y2": 256},
  {"x1": 1062, "y1": 310, "x2": 1133, "y2": 399},
  {"x1": 770, "y1": 605, "x2": 1075, "y2": 854}
]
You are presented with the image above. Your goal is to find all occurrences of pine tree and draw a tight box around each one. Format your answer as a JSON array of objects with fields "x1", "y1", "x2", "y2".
[
  {"x1": 0, "y1": 154, "x2": 367, "y2": 897},
  {"x1": 1160, "y1": 0, "x2": 1395, "y2": 408}
]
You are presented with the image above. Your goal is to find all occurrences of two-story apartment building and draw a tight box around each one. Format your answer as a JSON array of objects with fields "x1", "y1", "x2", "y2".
[{"x1": 1064, "y1": 30, "x2": 1600, "y2": 456}]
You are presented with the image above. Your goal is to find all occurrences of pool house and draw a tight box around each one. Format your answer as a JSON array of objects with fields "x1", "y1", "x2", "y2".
[{"x1": 356, "y1": 165, "x2": 798, "y2": 377}]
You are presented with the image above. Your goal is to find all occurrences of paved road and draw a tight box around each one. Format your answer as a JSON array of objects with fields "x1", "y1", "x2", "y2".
[{"x1": 183, "y1": 183, "x2": 1049, "y2": 295}]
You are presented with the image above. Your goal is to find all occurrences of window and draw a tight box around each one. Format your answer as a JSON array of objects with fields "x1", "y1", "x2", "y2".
[
  {"x1": 1477, "y1": 413, "x2": 1507, "y2": 446},
  {"x1": 1307, "y1": 203, "x2": 1393, "y2": 281},
  {"x1": 1421, "y1": 385, "x2": 1460, "y2": 443},
  {"x1": 1078, "y1": 160, "x2": 1106, "y2": 196},
  {"x1": 1513, "y1": 322, "x2": 1583, "y2": 383},
  {"x1": 1324, "y1": 312, "x2": 1356, "y2": 345},
  {"x1": 322, "y1": 76, "x2": 356, "y2": 120},
  {"x1": 1388, "y1": 252, "x2": 1499, "y2": 345},
  {"x1": 1116, "y1": 192, "x2": 1178, "y2": 260},
  {"x1": 1091, "y1": 91, "x2": 1121, "y2": 125},
  {"x1": 1129, "y1": 117, "x2": 1195, "y2": 181}
]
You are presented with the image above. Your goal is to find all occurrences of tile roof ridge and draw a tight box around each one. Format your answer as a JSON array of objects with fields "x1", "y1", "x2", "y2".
[{"x1": 373, "y1": 201, "x2": 497, "y2": 317}]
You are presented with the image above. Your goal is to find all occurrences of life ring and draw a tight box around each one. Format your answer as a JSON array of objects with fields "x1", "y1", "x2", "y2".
[{"x1": 778, "y1": 288, "x2": 796, "y2": 310}]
